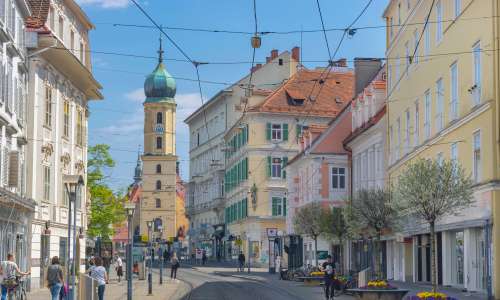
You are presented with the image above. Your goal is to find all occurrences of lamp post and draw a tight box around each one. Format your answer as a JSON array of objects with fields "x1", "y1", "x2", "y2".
[
  {"x1": 124, "y1": 203, "x2": 135, "y2": 300},
  {"x1": 146, "y1": 221, "x2": 153, "y2": 295},
  {"x1": 158, "y1": 225, "x2": 163, "y2": 285},
  {"x1": 63, "y1": 175, "x2": 84, "y2": 300}
]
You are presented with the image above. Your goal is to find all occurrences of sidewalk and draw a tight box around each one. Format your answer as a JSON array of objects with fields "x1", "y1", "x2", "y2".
[{"x1": 28, "y1": 266, "x2": 183, "y2": 300}]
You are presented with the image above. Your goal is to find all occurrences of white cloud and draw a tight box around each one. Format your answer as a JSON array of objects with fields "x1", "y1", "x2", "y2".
[
  {"x1": 76, "y1": 0, "x2": 129, "y2": 8},
  {"x1": 125, "y1": 88, "x2": 145, "y2": 102}
]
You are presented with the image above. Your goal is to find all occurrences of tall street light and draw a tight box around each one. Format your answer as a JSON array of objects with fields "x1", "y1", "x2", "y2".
[
  {"x1": 146, "y1": 220, "x2": 153, "y2": 295},
  {"x1": 63, "y1": 174, "x2": 84, "y2": 300},
  {"x1": 124, "y1": 203, "x2": 135, "y2": 300}
]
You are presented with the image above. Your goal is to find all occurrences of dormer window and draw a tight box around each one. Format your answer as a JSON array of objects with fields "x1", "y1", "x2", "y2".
[{"x1": 286, "y1": 90, "x2": 305, "y2": 106}]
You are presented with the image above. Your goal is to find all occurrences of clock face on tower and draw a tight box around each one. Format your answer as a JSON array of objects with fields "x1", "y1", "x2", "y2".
[{"x1": 154, "y1": 123, "x2": 164, "y2": 134}]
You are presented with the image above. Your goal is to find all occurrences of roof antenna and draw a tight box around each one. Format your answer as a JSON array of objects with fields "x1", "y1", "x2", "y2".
[{"x1": 158, "y1": 26, "x2": 164, "y2": 64}]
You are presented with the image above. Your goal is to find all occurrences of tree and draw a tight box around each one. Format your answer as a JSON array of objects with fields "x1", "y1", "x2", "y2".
[
  {"x1": 87, "y1": 144, "x2": 125, "y2": 240},
  {"x1": 349, "y1": 188, "x2": 397, "y2": 278},
  {"x1": 293, "y1": 202, "x2": 324, "y2": 267},
  {"x1": 320, "y1": 206, "x2": 348, "y2": 274},
  {"x1": 396, "y1": 158, "x2": 473, "y2": 293}
]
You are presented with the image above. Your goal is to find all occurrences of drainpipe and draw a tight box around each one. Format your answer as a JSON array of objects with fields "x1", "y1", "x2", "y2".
[{"x1": 342, "y1": 142, "x2": 352, "y2": 272}]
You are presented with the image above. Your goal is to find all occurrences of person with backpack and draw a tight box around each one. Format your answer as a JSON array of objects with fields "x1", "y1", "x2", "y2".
[
  {"x1": 0, "y1": 253, "x2": 30, "y2": 300},
  {"x1": 46, "y1": 256, "x2": 64, "y2": 300},
  {"x1": 170, "y1": 253, "x2": 180, "y2": 281},
  {"x1": 321, "y1": 255, "x2": 336, "y2": 300}
]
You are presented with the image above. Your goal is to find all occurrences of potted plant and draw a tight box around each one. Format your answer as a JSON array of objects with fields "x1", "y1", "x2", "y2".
[{"x1": 347, "y1": 280, "x2": 409, "y2": 300}]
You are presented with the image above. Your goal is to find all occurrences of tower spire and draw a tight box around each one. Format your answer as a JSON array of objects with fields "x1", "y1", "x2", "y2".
[{"x1": 158, "y1": 28, "x2": 164, "y2": 64}]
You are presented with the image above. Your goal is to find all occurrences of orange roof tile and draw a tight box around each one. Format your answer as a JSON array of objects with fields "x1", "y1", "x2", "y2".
[{"x1": 247, "y1": 69, "x2": 354, "y2": 117}]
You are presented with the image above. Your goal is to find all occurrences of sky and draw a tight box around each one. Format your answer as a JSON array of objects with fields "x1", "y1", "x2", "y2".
[{"x1": 79, "y1": 0, "x2": 387, "y2": 190}]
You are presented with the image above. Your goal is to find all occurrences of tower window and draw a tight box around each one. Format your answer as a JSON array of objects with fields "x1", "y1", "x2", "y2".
[
  {"x1": 156, "y1": 164, "x2": 161, "y2": 174},
  {"x1": 155, "y1": 198, "x2": 161, "y2": 208},
  {"x1": 156, "y1": 137, "x2": 162, "y2": 149},
  {"x1": 156, "y1": 112, "x2": 163, "y2": 124},
  {"x1": 156, "y1": 180, "x2": 161, "y2": 190}
]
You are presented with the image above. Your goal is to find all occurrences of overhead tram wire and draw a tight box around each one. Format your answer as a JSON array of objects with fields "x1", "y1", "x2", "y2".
[{"x1": 410, "y1": 0, "x2": 436, "y2": 64}]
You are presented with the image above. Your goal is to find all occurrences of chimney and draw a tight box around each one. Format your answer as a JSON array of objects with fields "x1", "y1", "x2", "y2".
[
  {"x1": 271, "y1": 49, "x2": 278, "y2": 59},
  {"x1": 354, "y1": 58, "x2": 383, "y2": 96},
  {"x1": 266, "y1": 56, "x2": 271, "y2": 63},
  {"x1": 291, "y1": 47, "x2": 300, "y2": 62},
  {"x1": 250, "y1": 63, "x2": 262, "y2": 73},
  {"x1": 335, "y1": 58, "x2": 347, "y2": 67}
]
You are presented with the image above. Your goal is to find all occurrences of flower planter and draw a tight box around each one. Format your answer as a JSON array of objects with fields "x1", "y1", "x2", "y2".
[{"x1": 347, "y1": 288, "x2": 409, "y2": 300}]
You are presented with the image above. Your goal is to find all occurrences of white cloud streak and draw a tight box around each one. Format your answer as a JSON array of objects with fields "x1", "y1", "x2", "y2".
[{"x1": 76, "y1": 0, "x2": 129, "y2": 9}]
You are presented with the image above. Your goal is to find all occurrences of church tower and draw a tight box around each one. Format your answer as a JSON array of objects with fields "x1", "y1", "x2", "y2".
[{"x1": 139, "y1": 38, "x2": 178, "y2": 241}]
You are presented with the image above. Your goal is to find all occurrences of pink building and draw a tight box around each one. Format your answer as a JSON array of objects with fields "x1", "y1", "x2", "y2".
[{"x1": 286, "y1": 104, "x2": 352, "y2": 266}]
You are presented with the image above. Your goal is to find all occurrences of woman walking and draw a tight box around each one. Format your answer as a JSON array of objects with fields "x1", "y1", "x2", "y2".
[
  {"x1": 90, "y1": 257, "x2": 108, "y2": 300},
  {"x1": 170, "y1": 253, "x2": 180, "y2": 280},
  {"x1": 46, "y1": 256, "x2": 64, "y2": 300}
]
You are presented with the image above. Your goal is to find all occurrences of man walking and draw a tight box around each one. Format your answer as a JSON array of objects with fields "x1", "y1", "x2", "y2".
[
  {"x1": 321, "y1": 255, "x2": 335, "y2": 300},
  {"x1": 237, "y1": 252, "x2": 245, "y2": 272}
]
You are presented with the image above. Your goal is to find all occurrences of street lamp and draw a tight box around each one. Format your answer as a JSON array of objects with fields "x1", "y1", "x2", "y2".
[
  {"x1": 63, "y1": 174, "x2": 84, "y2": 300},
  {"x1": 124, "y1": 203, "x2": 135, "y2": 300},
  {"x1": 158, "y1": 225, "x2": 163, "y2": 285},
  {"x1": 146, "y1": 220, "x2": 153, "y2": 295}
]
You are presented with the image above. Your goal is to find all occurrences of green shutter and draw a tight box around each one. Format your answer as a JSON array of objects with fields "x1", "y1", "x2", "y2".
[
  {"x1": 242, "y1": 127, "x2": 247, "y2": 145},
  {"x1": 282, "y1": 156, "x2": 288, "y2": 179},
  {"x1": 244, "y1": 157, "x2": 249, "y2": 179},
  {"x1": 296, "y1": 124, "x2": 302, "y2": 140},
  {"x1": 236, "y1": 162, "x2": 241, "y2": 185},
  {"x1": 266, "y1": 123, "x2": 271, "y2": 140},
  {"x1": 243, "y1": 198, "x2": 248, "y2": 217},
  {"x1": 246, "y1": 124, "x2": 249, "y2": 143},
  {"x1": 267, "y1": 156, "x2": 272, "y2": 177},
  {"x1": 283, "y1": 123, "x2": 289, "y2": 141},
  {"x1": 283, "y1": 197, "x2": 287, "y2": 216},
  {"x1": 272, "y1": 197, "x2": 277, "y2": 216}
]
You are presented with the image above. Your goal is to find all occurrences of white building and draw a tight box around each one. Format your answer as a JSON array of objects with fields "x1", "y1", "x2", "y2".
[
  {"x1": 25, "y1": 0, "x2": 102, "y2": 290},
  {"x1": 184, "y1": 48, "x2": 300, "y2": 258},
  {"x1": 343, "y1": 60, "x2": 387, "y2": 275},
  {"x1": 0, "y1": 0, "x2": 36, "y2": 282}
]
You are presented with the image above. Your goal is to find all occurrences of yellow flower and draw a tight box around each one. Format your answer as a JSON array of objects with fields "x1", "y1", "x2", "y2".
[
  {"x1": 310, "y1": 271, "x2": 325, "y2": 276},
  {"x1": 367, "y1": 280, "x2": 388, "y2": 288},
  {"x1": 417, "y1": 292, "x2": 448, "y2": 299}
]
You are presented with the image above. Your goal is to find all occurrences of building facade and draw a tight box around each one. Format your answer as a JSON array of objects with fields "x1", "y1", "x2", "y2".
[
  {"x1": 343, "y1": 61, "x2": 387, "y2": 274},
  {"x1": 0, "y1": 0, "x2": 36, "y2": 289},
  {"x1": 287, "y1": 104, "x2": 352, "y2": 268},
  {"x1": 224, "y1": 65, "x2": 353, "y2": 266},
  {"x1": 24, "y1": 0, "x2": 102, "y2": 290},
  {"x1": 384, "y1": 0, "x2": 498, "y2": 295},
  {"x1": 185, "y1": 48, "x2": 300, "y2": 258}
]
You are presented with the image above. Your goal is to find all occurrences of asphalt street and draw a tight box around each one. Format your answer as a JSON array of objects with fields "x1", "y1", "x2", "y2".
[{"x1": 172, "y1": 267, "x2": 352, "y2": 300}]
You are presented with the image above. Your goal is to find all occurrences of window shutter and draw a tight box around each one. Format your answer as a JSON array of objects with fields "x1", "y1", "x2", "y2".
[
  {"x1": 245, "y1": 157, "x2": 249, "y2": 179},
  {"x1": 266, "y1": 123, "x2": 271, "y2": 140},
  {"x1": 296, "y1": 124, "x2": 302, "y2": 140},
  {"x1": 243, "y1": 198, "x2": 248, "y2": 217},
  {"x1": 272, "y1": 198, "x2": 277, "y2": 216},
  {"x1": 282, "y1": 157, "x2": 288, "y2": 179},
  {"x1": 242, "y1": 127, "x2": 247, "y2": 145},
  {"x1": 236, "y1": 162, "x2": 241, "y2": 184},
  {"x1": 246, "y1": 124, "x2": 249, "y2": 143},
  {"x1": 8, "y1": 151, "x2": 18, "y2": 187},
  {"x1": 283, "y1": 123, "x2": 289, "y2": 141},
  {"x1": 267, "y1": 156, "x2": 272, "y2": 177},
  {"x1": 283, "y1": 197, "x2": 287, "y2": 216}
]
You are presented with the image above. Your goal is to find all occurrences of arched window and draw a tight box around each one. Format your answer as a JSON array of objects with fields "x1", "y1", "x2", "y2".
[
  {"x1": 156, "y1": 112, "x2": 163, "y2": 124},
  {"x1": 156, "y1": 180, "x2": 161, "y2": 190},
  {"x1": 156, "y1": 164, "x2": 162, "y2": 174},
  {"x1": 156, "y1": 137, "x2": 162, "y2": 149}
]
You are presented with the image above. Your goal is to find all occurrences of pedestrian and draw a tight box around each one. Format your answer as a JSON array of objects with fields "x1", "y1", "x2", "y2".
[
  {"x1": 46, "y1": 256, "x2": 64, "y2": 300},
  {"x1": 237, "y1": 252, "x2": 245, "y2": 272},
  {"x1": 201, "y1": 250, "x2": 207, "y2": 265},
  {"x1": 90, "y1": 257, "x2": 108, "y2": 300},
  {"x1": 0, "y1": 253, "x2": 30, "y2": 300},
  {"x1": 163, "y1": 249, "x2": 170, "y2": 266},
  {"x1": 275, "y1": 255, "x2": 282, "y2": 279},
  {"x1": 170, "y1": 253, "x2": 180, "y2": 280},
  {"x1": 102, "y1": 252, "x2": 112, "y2": 276},
  {"x1": 87, "y1": 256, "x2": 95, "y2": 275},
  {"x1": 114, "y1": 255, "x2": 123, "y2": 283},
  {"x1": 320, "y1": 255, "x2": 335, "y2": 300}
]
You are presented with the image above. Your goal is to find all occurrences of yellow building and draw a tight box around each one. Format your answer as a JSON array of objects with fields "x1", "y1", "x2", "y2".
[
  {"x1": 138, "y1": 40, "x2": 178, "y2": 241},
  {"x1": 384, "y1": 0, "x2": 499, "y2": 296},
  {"x1": 223, "y1": 66, "x2": 354, "y2": 266}
]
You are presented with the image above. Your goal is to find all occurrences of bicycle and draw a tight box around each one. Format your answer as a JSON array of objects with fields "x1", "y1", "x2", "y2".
[{"x1": 5, "y1": 276, "x2": 28, "y2": 300}]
